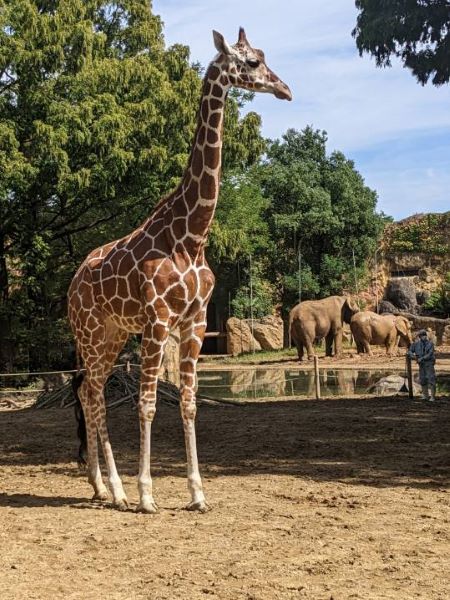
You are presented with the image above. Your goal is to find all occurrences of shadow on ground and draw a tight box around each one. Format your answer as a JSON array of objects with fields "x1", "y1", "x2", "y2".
[
  {"x1": 0, "y1": 492, "x2": 86, "y2": 508},
  {"x1": 0, "y1": 396, "x2": 449, "y2": 492}
]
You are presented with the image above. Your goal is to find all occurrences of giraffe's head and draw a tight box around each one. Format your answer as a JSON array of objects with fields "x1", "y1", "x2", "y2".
[{"x1": 212, "y1": 27, "x2": 292, "y2": 101}]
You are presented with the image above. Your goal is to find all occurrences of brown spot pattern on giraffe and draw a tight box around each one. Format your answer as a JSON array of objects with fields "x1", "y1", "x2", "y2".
[
  {"x1": 191, "y1": 152, "x2": 203, "y2": 178},
  {"x1": 204, "y1": 146, "x2": 220, "y2": 170},
  {"x1": 199, "y1": 172, "x2": 216, "y2": 199}
]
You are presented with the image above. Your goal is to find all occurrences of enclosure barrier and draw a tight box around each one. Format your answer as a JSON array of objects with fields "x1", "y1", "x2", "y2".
[
  {"x1": 314, "y1": 356, "x2": 321, "y2": 400},
  {"x1": 0, "y1": 356, "x2": 424, "y2": 406},
  {"x1": 406, "y1": 355, "x2": 414, "y2": 400}
]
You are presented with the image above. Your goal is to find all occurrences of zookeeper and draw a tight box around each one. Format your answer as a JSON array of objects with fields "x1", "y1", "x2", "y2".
[{"x1": 408, "y1": 329, "x2": 436, "y2": 402}]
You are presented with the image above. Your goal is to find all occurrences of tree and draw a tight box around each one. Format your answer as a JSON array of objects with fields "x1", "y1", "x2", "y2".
[
  {"x1": 424, "y1": 272, "x2": 450, "y2": 317},
  {"x1": 261, "y1": 127, "x2": 386, "y2": 312},
  {"x1": 207, "y1": 168, "x2": 274, "y2": 323},
  {"x1": 0, "y1": 1, "x2": 265, "y2": 369},
  {"x1": 353, "y1": 0, "x2": 450, "y2": 86}
]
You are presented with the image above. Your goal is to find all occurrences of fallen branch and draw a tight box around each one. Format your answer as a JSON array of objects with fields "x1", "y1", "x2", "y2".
[{"x1": 34, "y1": 367, "x2": 227, "y2": 409}]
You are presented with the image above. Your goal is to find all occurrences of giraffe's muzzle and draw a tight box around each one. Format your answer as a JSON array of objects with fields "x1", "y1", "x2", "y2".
[{"x1": 274, "y1": 80, "x2": 292, "y2": 101}]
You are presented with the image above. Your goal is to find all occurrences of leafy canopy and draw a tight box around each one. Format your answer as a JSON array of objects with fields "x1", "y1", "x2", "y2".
[
  {"x1": 261, "y1": 127, "x2": 386, "y2": 308},
  {"x1": 353, "y1": 0, "x2": 450, "y2": 86},
  {"x1": 0, "y1": 0, "x2": 265, "y2": 369}
]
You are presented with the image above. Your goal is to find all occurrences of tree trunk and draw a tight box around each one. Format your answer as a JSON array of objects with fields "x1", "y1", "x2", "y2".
[{"x1": 0, "y1": 234, "x2": 14, "y2": 371}]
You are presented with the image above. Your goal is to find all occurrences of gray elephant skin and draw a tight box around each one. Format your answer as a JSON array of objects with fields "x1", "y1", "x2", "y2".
[
  {"x1": 289, "y1": 296, "x2": 359, "y2": 361},
  {"x1": 350, "y1": 311, "x2": 413, "y2": 356}
]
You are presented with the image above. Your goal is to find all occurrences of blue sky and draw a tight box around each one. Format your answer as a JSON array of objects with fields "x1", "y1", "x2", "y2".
[{"x1": 153, "y1": 0, "x2": 450, "y2": 220}]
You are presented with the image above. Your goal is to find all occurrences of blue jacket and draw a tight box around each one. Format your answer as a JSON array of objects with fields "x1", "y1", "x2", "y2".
[{"x1": 408, "y1": 338, "x2": 435, "y2": 364}]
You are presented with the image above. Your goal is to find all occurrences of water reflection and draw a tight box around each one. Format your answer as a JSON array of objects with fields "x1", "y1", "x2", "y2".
[{"x1": 197, "y1": 369, "x2": 450, "y2": 400}]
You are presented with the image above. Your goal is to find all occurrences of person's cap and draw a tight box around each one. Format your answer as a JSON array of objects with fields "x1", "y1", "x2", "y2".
[{"x1": 417, "y1": 329, "x2": 427, "y2": 336}]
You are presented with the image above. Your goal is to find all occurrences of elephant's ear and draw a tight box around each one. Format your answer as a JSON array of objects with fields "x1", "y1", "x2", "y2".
[
  {"x1": 345, "y1": 297, "x2": 359, "y2": 313},
  {"x1": 394, "y1": 316, "x2": 408, "y2": 336}
]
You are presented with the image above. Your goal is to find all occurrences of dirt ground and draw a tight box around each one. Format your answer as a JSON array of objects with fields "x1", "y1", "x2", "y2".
[{"x1": 1, "y1": 389, "x2": 449, "y2": 600}]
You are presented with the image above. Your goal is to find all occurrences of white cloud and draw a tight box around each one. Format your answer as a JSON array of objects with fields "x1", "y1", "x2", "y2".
[{"x1": 153, "y1": 0, "x2": 450, "y2": 219}]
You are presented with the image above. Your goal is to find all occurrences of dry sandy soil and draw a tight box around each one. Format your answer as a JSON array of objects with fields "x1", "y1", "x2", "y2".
[{"x1": 1, "y1": 389, "x2": 449, "y2": 599}]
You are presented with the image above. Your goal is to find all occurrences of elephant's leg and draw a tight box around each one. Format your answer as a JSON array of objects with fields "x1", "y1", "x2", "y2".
[
  {"x1": 386, "y1": 330, "x2": 397, "y2": 356},
  {"x1": 363, "y1": 339, "x2": 372, "y2": 356},
  {"x1": 325, "y1": 332, "x2": 334, "y2": 357},
  {"x1": 304, "y1": 336, "x2": 315, "y2": 360},
  {"x1": 291, "y1": 326, "x2": 306, "y2": 362},
  {"x1": 356, "y1": 340, "x2": 365, "y2": 354},
  {"x1": 333, "y1": 328, "x2": 343, "y2": 358},
  {"x1": 296, "y1": 341, "x2": 305, "y2": 362}
]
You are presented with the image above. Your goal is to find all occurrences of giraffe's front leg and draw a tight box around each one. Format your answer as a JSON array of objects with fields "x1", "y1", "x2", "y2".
[
  {"x1": 179, "y1": 312, "x2": 209, "y2": 512},
  {"x1": 137, "y1": 321, "x2": 170, "y2": 514}
]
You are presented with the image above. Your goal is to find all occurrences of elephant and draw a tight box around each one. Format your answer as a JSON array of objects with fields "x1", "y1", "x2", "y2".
[
  {"x1": 350, "y1": 311, "x2": 413, "y2": 356},
  {"x1": 289, "y1": 296, "x2": 359, "y2": 361}
]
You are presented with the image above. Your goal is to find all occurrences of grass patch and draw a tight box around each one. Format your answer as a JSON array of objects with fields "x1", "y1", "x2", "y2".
[{"x1": 201, "y1": 347, "x2": 319, "y2": 364}]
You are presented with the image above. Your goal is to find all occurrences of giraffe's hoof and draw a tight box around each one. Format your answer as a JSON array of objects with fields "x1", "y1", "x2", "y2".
[
  {"x1": 113, "y1": 498, "x2": 129, "y2": 512},
  {"x1": 185, "y1": 500, "x2": 210, "y2": 513},
  {"x1": 91, "y1": 491, "x2": 108, "y2": 503},
  {"x1": 136, "y1": 500, "x2": 158, "y2": 514}
]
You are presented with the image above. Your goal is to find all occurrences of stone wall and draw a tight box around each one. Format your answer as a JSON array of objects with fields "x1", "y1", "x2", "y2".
[
  {"x1": 357, "y1": 213, "x2": 449, "y2": 312},
  {"x1": 387, "y1": 312, "x2": 450, "y2": 346},
  {"x1": 358, "y1": 253, "x2": 448, "y2": 313}
]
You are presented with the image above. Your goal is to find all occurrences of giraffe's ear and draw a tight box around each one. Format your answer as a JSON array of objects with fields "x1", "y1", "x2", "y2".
[
  {"x1": 238, "y1": 27, "x2": 250, "y2": 45},
  {"x1": 213, "y1": 30, "x2": 233, "y2": 55}
]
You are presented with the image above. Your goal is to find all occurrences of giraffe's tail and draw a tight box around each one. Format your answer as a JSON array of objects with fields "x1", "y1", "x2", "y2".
[{"x1": 72, "y1": 372, "x2": 87, "y2": 467}]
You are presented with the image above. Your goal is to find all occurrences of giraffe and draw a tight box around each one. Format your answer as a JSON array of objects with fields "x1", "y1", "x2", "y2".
[{"x1": 68, "y1": 27, "x2": 292, "y2": 513}]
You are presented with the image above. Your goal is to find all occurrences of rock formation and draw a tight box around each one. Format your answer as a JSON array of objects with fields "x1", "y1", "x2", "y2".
[{"x1": 226, "y1": 315, "x2": 283, "y2": 356}]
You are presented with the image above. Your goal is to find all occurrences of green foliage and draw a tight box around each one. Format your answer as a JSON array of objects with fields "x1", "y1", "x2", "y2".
[
  {"x1": 0, "y1": 3, "x2": 388, "y2": 368},
  {"x1": 206, "y1": 167, "x2": 272, "y2": 323},
  {"x1": 208, "y1": 169, "x2": 270, "y2": 262},
  {"x1": 261, "y1": 127, "x2": 386, "y2": 310},
  {"x1": 353, "y1": 0, "x2": 450, "y2": 86},
  {"x1": 0, "y1": 0, "x2": 265, "y2": 369},
  {"x1": 282, "y1": 264, "x2": 321, "y2": 300},
  {"x1": 385, "y1": 213, "x2": 450, "y2": 256},
  {"x1": 231, "y1": 263, "x2": 276, "y2": 320},
  {"x1": 424, "y1": 272, "x2": 450, "y2": 318},
  {"x1": 223, "y1": 106, "x2": 266, "y2": 169}
]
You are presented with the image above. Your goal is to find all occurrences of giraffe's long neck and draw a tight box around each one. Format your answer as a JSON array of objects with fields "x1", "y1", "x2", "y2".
[{"x1": 172, "y1": 62, "x2": 229, "y2": 254}]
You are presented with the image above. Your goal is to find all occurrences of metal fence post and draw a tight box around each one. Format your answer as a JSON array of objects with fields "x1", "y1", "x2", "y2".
[
  {"x1": 406, "y1": 355, "x2": 414, "y2": 399},
  {"x1": 314, "y1": 355, "x2": 321, "y2": 400}
]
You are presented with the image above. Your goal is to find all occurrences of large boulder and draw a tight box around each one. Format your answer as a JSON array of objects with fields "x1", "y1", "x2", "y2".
[
  {"x1": 378, "y1": 300, "x2": 397, "y2": 314},
  {"x1": 250, "y1": 315, "x2": 284, "y2": 350},
  {"x1": 385, "y1": 278, "x2": 418, "y2": 313},
  {"x1": 226, "y1": 315, "x2": 284, "y2": 355},
  {"x1": 226, "y1": 318, "x2": 262, "y2": 356},
  {"x1": 159, "y1": 329, "x2": 180, "y2": 386},
  {"x1": 367, "y1": 374, "x2": 421, "y2": 396},
  {"x1": 416, "y1": 290, "x2": 430, "y2": 306}
]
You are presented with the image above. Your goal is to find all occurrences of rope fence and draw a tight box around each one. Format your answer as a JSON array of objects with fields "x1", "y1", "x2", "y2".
[{"x1": 0, "y1": 362, "x2": 136, "y2": 379}]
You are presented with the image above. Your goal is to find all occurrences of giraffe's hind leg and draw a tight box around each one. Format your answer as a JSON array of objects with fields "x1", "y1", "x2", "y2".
[
  {"x1": 179, "y1": 310, "x2": 209, "y2": 512},
  {"x1": 79, "y1": 320, "x2": 129, "y2": 508},
  {"x1": 77, "y1": 374, "x2": 109, "y2": 502}
]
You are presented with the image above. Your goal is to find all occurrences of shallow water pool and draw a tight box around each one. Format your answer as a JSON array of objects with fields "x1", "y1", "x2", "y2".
[{"x1": 197, "y1": 369, "x2": 450, "y2": 400}]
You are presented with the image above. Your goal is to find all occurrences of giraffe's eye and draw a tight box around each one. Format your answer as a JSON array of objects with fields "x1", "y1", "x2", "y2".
[{"x1": 246, "y1": 58, "x2": 260, "y2": 69}]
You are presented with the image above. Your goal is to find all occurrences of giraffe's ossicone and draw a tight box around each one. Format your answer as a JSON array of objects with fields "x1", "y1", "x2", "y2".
[{"x1": 68, "y1": 27, "x2": 292, "y2": 513}]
